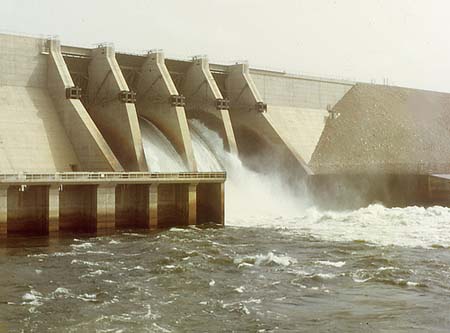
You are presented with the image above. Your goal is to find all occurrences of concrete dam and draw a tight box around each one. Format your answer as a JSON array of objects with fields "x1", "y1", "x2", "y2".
[{"x1": 1, "y1": 32, "x2": 450, "y2": 237}]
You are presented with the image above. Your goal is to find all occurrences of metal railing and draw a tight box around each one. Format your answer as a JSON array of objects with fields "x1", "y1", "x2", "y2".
[{"x1": 0, "y1": 172, "x2": 226, "y2": 183}]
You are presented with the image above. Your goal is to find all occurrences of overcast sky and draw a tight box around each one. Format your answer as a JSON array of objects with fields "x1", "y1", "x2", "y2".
[{"x1": 2, "y1": 0, "x2": 449, "y2": 92}]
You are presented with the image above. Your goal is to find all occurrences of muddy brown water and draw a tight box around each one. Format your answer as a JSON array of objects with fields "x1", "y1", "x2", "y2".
[{"x1": 1, "y1": 217, "x2": 450, "y2": 332}]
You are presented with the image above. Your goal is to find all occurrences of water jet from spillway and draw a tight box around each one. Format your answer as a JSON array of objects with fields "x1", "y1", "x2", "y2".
[
  {"x1": 139, "y1": 117, "x2": 186, "y2": 172},
  {"x1": 189, "y1": 119, "x2": 305, "y2": 220}
]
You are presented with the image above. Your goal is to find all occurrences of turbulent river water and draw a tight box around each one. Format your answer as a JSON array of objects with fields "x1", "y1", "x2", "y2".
[{"x1": 1, "y1": 120, "x2": 450, "y2": 332}]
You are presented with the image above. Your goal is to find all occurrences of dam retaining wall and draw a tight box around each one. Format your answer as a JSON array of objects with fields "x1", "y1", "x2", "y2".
[{"x1": 2, "y1": 32, "x2": 450, "y2": 217}]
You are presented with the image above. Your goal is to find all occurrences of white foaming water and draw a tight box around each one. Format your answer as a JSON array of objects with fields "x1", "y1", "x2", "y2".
[
  {"x1": 188, "y1": 120, "x2": 450, "y2": 249},
  {"x1": 140, "y1": 118, "x2": 450, "y2": 249},
  {"x1": 139, "y1": 117, "x2": 186, "y2": 172},
  {"x1": 190, "y1": 125, "x2": 223, "y2": 172},
  {"x1": 189, "y1": 119, "x2": 304, "y2": 219},
  {"x1": 231, "y1": 204, "x2": 450, "y2": 249}
]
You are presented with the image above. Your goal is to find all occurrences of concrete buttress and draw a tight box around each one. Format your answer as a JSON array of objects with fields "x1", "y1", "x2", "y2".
[
  {"x1": 183, "y1": 57, "x2": 238, "y2": 155},
  {"x1": 88, "y1": 46, "x2": 147, "y2": 171},
  {"x1": 136, "y1": 51, "x2": 197, "y2": 171},
  {"x1": 226, "y1": 63, "x2": 312, "y2": 177},
  {"x1": 47, "y1": 39, "x2": 123, "y2": 172}
]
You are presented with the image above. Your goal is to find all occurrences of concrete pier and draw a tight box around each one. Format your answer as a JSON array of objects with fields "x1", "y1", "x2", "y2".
[
  {"x1": 188, "y1": 183, "x2": 197, "y2": 225},
  {"x1": 96, "y1": 184, "x2": 116, "y2": 232},
  {"x1": 48, "y1": 185, "x2": 59, "y2": 234},
  {"x1": 149, "y1": 184, "x2": 159, "y2": 229},
  {"x1": 88, "y1": 45, "x2": 147, "y2": 171},
  {"x1": 0, "y1": 186, "x2": 7, "y2": 237},
  {"x1": 181, "y1": 57, "x2": 238, "y2": 155},
  {"x1": 0, "y1": 172, "x2": 225, "y2": 238},
  {"x1": 47, "y1": 39, "x2": 123, "y2": 172},
  {"x1": 135, "y1": 51, "x2": 197, "y2": 171}
]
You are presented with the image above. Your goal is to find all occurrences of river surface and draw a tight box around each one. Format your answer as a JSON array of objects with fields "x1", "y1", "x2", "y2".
[
  {"x1": 1, "y1": 205, "x2": 450, "y2": 332},
  {"x1": 2, "y1": 121, "x2": 450, "y2": 332}
]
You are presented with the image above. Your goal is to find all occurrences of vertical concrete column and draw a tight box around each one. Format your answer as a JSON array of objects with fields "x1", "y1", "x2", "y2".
[
  {"x1": 88, "y1": 45, "x2": 147, "y2": 171},
  {"x1": 48, "y1": 185, "x2": 59, "y2": 234},
  {"x1": 148, "y1": 184, "x2": 158, "y2": 229},
  {"x1": 47, "y1": 39, "x2": 123, "y2": 172},
  {"x1": 183, "y1": 57, "x2": 238, "y2": 155},
  {"x1": 96, "y1": 184, "x2": 116, "y2": 232},
  {"x1": 218, "y1": 183, "x2": 225, "y2": 225},
  {"x1": 0, "y1": 186, "x2": 8, "y2": 237},
  {"x1": 136, "y1": 51, "x2": 197, "y2": 171},
  {"x1": 188, "y1": 184, "x2": 197, "y2": 226}
]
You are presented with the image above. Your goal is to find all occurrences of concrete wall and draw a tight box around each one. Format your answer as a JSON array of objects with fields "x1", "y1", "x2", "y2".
[
  {"x1": 0, "y1": 34, "x2": 80, "y2": 173},
  {"x1": 0, "y1": 34, "x2": 48, "y2": 88},
  {"x1": 197, "y1": 183, "x2": 224, "y2": 225},
  {"x1": 265, "y1": 106, "x2": 328, "y2": 163},
  {"x1": 115, "y1": 184, "x2": 152, "y2": 229},
  {"x1": 60, "y1": 185, "x2": 97, "y2": 232},
  {"x1": 7, "y1": 186, "x2": 49, "y2": 235},
  {"x1": 88, "y1": 46, "x2": 147, "y2": 171},
  {"x1": 135, "y1": 51, "x2": 197, "y2": 171},
  {"x1": 250, "y1": 70, "x2": 353, "y2": 109},
  {"x1": 47, "y1": 39, "x2": 123, "y2": 172},
  {"x1": 158, "y1": 184, "x2": 190, "y2": 227},
  {"x1": 248, "y1": 70, "x2": 354, "y2": 167},
  {"x1": 226, "y1": 63, "x2": 311, "y2": 177}
]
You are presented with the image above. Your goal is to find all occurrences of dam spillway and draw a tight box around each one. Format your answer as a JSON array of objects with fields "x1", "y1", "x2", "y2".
[{"x1": 1, "y1": 32, "x2": 450, "y2": 238}]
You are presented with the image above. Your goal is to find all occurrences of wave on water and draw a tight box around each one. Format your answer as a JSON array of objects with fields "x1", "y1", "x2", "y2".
[
  {"x1": 187, "y1": 120, "x2": 450, "y2": 249},
  {"x1": 228, "y1": 204, "x2": 450, "y2": 249},
  {"x1": 234, "y1": 252, "x2": 297, "y2": 267}
]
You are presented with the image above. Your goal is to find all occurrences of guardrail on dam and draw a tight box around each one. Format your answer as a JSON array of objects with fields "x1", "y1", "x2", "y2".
[{"x1": 0, "y1": 172, "x2": 225, "y2": 237}]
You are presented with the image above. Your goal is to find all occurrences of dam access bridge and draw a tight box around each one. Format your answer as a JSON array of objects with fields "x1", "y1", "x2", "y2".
[{"x1": 2, "y1": 32, "x2": 450, "y2": 238}]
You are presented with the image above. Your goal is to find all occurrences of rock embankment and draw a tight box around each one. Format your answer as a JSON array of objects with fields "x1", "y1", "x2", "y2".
[{"x1": 310, "y1": 83, "x2": 450, "y2": 174}]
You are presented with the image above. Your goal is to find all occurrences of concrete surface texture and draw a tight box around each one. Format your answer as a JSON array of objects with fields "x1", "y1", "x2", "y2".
[
  {"x1": 310, "y1": 83, "x2": 450, "y2": 174},
  {"x1": 264, "y1": 106, "x2": 329, "y2": 163},
  {"x1": 0, "y1": 186, "x2": 6, "y2": 235},
  {"x1": 0, "y1": 86, "x2": 80, "y2": 172},
  {"x1": 182, "y1": 57, "x2": 238, "y2": 155},
  {"x1": 251, "y1": 70, "x2": 353, "y2": 109},
  {"x1": 47, "y1": 39, "x2": 123, "y2": 172},
  {"x1": 0, "y1": 34, "x2": 80, "y2": 172},
  {"x1": 135, "y1": 51, "x2": 197, "y2": 171},
  {"x1": 226, "y1": 63, "x2": 311, "y2": 176},
  {"x1": 87, "y1": 46, "x2": 147, "y2": 171}
]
